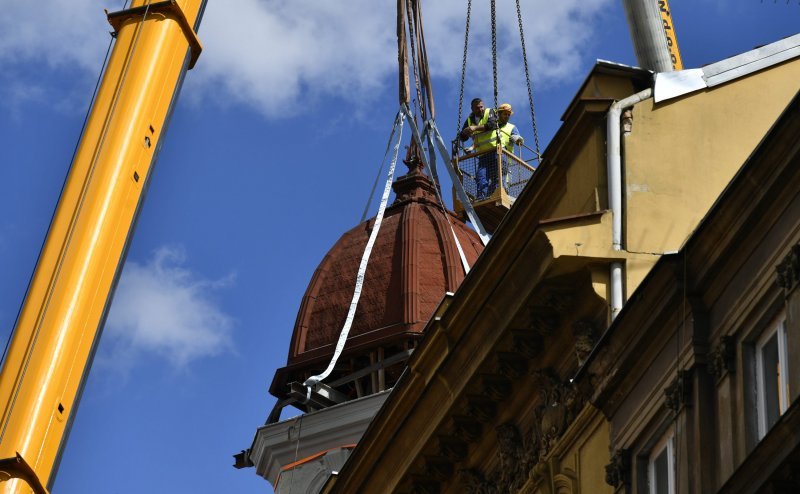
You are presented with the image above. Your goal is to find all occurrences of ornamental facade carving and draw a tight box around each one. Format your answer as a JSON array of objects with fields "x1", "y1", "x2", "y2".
[
  {"x1": 604, "y1": 449, "x2": 630, "y2": 489},
  {"x1": 571, "y1": 319, "x2": 598, "y2": 365},
  {"x1": 708, "y1": 335, "x2": 735, "y2": 381},
  {"x1": 777, "y1": 244, "x2": 800, "y2": 293},
  {"x1": 530, "y1": 369, "x2": 585, "y2": 461},
  {"x1": 459, "y1": 370, "x2": 587, "y2": 494},
  {"x1": 664, "y1": 369, "x2": 692, "y2": 413}
]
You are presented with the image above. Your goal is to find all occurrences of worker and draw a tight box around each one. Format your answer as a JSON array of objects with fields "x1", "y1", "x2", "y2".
[
  {"x1": 483, "y1": 103, "x2": 523, "y2": 152},
  {"x1": 459, "y1": 97, "x2": 495, "y2": 151},
  {"x1": 474, "y1": 103, "x2": 524, "y2": 199}
]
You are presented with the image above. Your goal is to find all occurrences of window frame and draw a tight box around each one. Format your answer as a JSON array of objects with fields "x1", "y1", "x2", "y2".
[
  {"x1": 754, "y1": 311, "x2": 789, "y2": 439},
  {"x1": 647, "y1": 428, "x2": 675, "y2": 494}
]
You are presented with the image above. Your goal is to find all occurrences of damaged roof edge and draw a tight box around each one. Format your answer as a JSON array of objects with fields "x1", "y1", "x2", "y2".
[{"x1": 655, "y1": 32, "x2": 800, "y2": 103}]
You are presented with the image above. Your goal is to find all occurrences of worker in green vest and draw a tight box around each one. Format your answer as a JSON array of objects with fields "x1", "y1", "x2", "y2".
[
  {"x1": 459, "y1": 98, "x2": 494, "y2": 148},
  {"x1": 478, "y1": 103, "x2": 523, "y2": 152},
  {"x1": 474, "y1": 103, "x2": 524, "y2": 199}
]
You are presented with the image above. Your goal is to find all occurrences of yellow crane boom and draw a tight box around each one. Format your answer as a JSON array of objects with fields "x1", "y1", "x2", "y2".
[
  {"x1": 0, "y1": 1, "x2": 205, "y2": 492},
  {"x1": 622, "y1": 0, "x2": 684, "y2": 72},
  {"x1": 658, "y1": 0, "x2": 683, "y2": 70}
]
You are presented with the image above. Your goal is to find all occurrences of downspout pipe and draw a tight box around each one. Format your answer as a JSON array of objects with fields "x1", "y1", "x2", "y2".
[
  {"x1": 610, "y1": 262, "x2": 624, "y2": 320},
  {"x1": 606, "y1": 88, "x2": 652, "y2": 318},
  {"x1": 607, "y1": 88, "x2": 652, "y2": 251}
]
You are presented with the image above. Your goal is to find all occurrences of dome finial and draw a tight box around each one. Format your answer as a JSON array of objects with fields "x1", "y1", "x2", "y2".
[
  {"x1": 402, "y1": 140, "x2": 426, "y2": 175},
  {"x1": 393, "y1": 140, "x2": 437, "y2": 204}
]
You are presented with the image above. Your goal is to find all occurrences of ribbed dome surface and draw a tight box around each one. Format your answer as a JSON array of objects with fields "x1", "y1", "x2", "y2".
[{"x1": 286, "y1": 160, "x2": 484, "y2": 368}]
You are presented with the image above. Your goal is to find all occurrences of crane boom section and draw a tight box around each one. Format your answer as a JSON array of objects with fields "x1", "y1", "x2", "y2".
[
  {"x1": 658, "y1": 0, "x2": 683, "y2": 70},
  {"x1": 0, "y1": 1, "x2": 205, "y2": 492}
]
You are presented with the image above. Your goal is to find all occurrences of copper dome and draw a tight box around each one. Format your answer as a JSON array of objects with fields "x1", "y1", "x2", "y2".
[{"x1": 270, "y1": 152, "x2": 484, "y2": 399}]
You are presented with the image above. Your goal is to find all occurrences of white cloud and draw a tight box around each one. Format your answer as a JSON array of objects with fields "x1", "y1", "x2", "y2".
[
  {"x1": 189, "y1": 0, "x2": 398, "y2": 114},
  {"x1": 0, "y1": 0, "x2": 118, "y2": 115},
  {"x1": 102, "y1": 246, "x2": 235, "y2": 370},
  {"x1": 0, "y1": 0, "x2": 111, "y2": 71},
  {"x1": 192, "y1": 0, "x2": 612, "y2": 116},
  {"x1": 1, "y1": 0, "x2": 612, "y2": 117}
]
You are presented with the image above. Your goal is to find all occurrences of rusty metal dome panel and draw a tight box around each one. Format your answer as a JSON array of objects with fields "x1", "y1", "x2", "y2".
[{"x1": 286, "y1": 162, "x2": 484, "y2": 369}]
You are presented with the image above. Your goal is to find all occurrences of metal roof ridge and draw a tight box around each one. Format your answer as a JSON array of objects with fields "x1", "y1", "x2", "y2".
[
  {"x1": 655, "y1": 32, "x2": 800, "y2": 103},
  {"x1": 595, "y1": 58, "x2": 646, "y2": 71}
]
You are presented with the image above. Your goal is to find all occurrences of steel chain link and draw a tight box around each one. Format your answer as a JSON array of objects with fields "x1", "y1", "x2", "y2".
[
  {"x1": 490, "y1": 0, "x2": 500, "y2": 143},
  {"x1": 455, "y1": 0, "x2": 472, "y2": 140},
  {"x1": 516, "y1": 0, "x2": 541, "y2": 156},
  {"x1": 490, "y1": 0, "x2": 498, "y2": 110}
]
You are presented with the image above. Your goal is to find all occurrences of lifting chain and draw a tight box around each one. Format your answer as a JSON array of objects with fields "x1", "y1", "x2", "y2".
[
  {"x1": 516, "y1": 0, "x2": 541, "y2": 157},
  {"x1": 489, "y1": 0, "x2": 501, "y2": 142},
  {"x1": 455, "y1": 0, "x2": 472, "y2": 140},
  {"x1": 490, "y1": 0, "x2": 498, "y2": 111}
]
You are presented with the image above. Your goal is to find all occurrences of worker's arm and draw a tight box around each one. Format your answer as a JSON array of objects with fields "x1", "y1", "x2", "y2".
[
  {"x1": 462, "y1": 111, "x2": 498, "y2": 140},
  {"x1": 459, "y1": 118, "x2": 472, "y2": 141}
]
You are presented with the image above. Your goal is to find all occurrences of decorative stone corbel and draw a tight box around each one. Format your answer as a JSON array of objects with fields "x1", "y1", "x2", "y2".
[
  {"x1": 604, "y1": 449, "x2": 631, "y2": 489},
  {"x1": 708, "y1": 335, "x2": 735, "y2": 381},
  {"x1": 571, "y1": 319, "x2": 598, "y2": 365},
  {"x1": 664, "y1": 369, "x2": 692, "y2": 413},
  {"x1": 776, "y1": 244, "x2": 800, "y2": 295}
]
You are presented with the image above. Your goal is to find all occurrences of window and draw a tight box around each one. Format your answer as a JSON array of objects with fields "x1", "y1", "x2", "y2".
[
  {"x1": 755, "y1": 312, "x2": 789, "y2": 439},
  {"x1": 648, "y1": 430, "x2": 675, "y2": 494}
]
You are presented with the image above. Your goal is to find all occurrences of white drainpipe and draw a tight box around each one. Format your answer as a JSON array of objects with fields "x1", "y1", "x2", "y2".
[
  {"x1": 610, "y1": 262, "x2": 624, "y2": 320},
  {"x1": 607, "y1": 88, "x2": 652, "y2": 318}
]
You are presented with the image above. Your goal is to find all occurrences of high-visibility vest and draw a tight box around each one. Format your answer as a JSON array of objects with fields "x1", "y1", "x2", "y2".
[
  {"x1": 467, "y1": 108, "x2": 491, "y2": 127},
  {"x1": 468, "y1": 109, "x2": 492, "y2": 149},
  {"x1": 475, "y1": 122, "x2": 516, "y2": 153}
]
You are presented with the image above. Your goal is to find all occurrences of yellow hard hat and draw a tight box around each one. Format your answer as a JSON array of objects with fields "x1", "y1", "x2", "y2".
[{"x1": 497, "y1": 103, "x2": 513, "y2": 114}]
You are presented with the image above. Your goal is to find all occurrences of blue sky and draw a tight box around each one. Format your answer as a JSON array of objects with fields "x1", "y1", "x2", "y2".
[{"x1": 0, "y1": 1, "x2": 796, "y2": 492}]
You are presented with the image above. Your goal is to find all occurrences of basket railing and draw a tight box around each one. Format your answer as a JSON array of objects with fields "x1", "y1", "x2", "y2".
[{"x1": 452, "y1": 146, "x2": 536, "y2": 202}]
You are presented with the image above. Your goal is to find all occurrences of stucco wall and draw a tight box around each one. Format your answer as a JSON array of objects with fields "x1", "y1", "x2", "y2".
[
  {"x1": 624, "y1": 59, "x2": 800, "y2": 256},
  {"x1": 548, "y1": 125, "x2": 608, "y2": 220}
]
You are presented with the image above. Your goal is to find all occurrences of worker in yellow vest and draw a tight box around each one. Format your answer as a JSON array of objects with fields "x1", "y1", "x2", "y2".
[
  {"x1": 482, "y1": 103, "x2": 523, "y2": 151},
  {"x1": 458, "y1": 97, "x2": 493, "y2": 150},
  {"x1": 474, "y1": 103, "x2": 524, "y2": 199}
]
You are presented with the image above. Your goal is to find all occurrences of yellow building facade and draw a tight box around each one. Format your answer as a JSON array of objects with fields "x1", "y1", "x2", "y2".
[{"x1": 322, "y1": 34, "x2": 800, "y2": 494}]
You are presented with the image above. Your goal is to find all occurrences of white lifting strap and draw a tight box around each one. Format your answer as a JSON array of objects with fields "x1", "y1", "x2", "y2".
[
  {"x1": 418, "y1": 119, "x2": 472, "y2": 275},
  {"x1": 427, "y1": 119, "x2": 491, "y2": 246},
  {"x1": 303, "y1": 110, "x2": 406, "y2": 394}
]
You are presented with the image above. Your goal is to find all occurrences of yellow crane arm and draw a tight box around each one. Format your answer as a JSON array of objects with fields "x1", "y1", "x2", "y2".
[
  {"x1": 658, "y1": 0, "x2": 683, "y2": 70},
  {"x1": 0, "y1": 1, "x2": 205, "y2": 492}
]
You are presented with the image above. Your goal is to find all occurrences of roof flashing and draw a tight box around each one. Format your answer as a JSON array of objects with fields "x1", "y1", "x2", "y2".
[{"x1": 655, "y1": 32, "x2": 800, "y2": 103}]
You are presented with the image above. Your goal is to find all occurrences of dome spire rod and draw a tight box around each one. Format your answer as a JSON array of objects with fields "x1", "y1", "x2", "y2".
[
  {"x1": 303, "y1": 110, "x2": 406, "y2": 394},
  {"x1": 395, "y1": 0, "x2": 490, "y2": 246}
]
